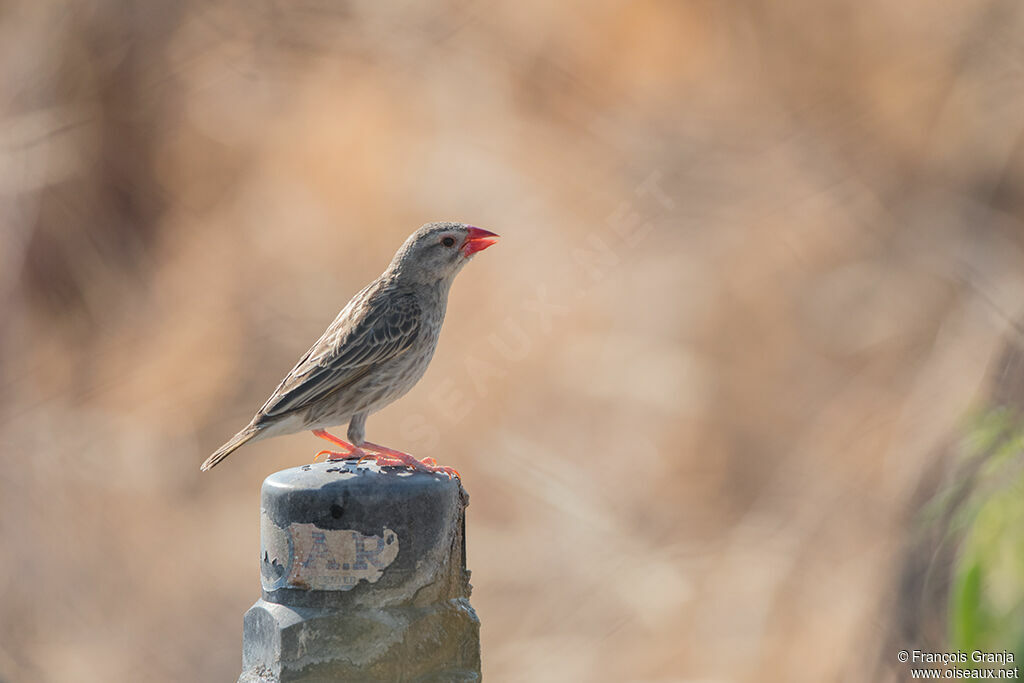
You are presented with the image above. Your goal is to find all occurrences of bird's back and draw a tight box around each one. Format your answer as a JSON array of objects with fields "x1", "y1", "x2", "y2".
[{"x1": 254, "y1": 278, "x2": 447, "y2": 429}]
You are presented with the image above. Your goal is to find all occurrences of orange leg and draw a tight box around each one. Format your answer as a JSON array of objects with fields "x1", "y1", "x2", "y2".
[
  {"x1": 311, "y1": 430, "x2": 366, "y2": 462},
  {"x1": 359, "y1": 441, "x2": 460, "y2": 479}
]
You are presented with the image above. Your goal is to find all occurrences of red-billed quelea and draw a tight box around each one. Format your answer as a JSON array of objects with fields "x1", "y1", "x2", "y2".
[{"x1": 200, "y1": 222, "x2": 499, "y2": 477}]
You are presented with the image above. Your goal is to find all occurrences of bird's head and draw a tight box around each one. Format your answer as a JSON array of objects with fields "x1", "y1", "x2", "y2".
[{"x1": 388, "y1": 222, "x2": 499, "y2": 285}]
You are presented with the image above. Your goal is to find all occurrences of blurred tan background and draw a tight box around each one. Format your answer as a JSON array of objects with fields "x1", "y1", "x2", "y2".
[{"x1": 4, "y1": 1, "x2": 1024, "y2": 681}]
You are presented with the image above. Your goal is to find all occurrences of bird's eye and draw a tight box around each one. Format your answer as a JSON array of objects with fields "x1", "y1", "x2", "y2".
[{"x1": 441, "y1": 236, "x2": 456, "y2": 247}]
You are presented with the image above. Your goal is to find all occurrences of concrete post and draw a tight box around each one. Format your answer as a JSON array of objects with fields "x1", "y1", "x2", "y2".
[{"x1": 237, "y1": 461, "x2": 480, "y2": 682}]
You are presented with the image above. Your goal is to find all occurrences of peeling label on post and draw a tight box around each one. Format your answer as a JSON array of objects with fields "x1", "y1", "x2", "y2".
[{"x1": 260, "y1": 510, "x2": 399, "y2": 591}]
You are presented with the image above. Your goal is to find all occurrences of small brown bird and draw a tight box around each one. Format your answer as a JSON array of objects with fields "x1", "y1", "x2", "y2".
[{"x1": 200, "y1": 222, "x2": 499, "y2": 476}]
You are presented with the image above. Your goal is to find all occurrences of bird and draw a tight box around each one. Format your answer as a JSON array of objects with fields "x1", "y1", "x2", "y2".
[{"x1": 200, "y1": 222, "x2": 499, "y2": 476}]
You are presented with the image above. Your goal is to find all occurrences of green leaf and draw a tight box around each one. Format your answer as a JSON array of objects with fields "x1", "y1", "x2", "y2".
[{"x1": 951, "y1": 559, "x2": 982, "y2": 652}]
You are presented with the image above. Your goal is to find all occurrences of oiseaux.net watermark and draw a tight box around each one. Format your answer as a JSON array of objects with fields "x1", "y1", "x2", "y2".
[{"x1": 897, "y1": 650, "x2": 1019, "y2": 679}]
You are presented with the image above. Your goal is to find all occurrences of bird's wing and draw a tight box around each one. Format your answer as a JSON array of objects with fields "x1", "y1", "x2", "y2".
[{"x1": 257, "y1": 287, "x2": 421, "y2": 420}]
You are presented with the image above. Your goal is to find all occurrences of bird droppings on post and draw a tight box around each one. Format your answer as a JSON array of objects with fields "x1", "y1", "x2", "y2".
[{"x1": 238, "y1": 461, "x2": 480, "y2": 682}]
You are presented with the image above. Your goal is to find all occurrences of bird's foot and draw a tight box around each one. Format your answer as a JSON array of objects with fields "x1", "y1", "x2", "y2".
[
  {"x1": 313, "y1": 448, "x2": 369, "y2": 463},
  {"x1": 358, "y1": 441, "x2": 460, "y2": 479},
  {"x1": 366, "y1": 454, "x2": 409, "y2": 468},
  {"x1": 419, "y1": 457, "x2": 461, "y2": 479},
  {"x1": 311, "y1": 430, "x2": 365, "y2": 462}
]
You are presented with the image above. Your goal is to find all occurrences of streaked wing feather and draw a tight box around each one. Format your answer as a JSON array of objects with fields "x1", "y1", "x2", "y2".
[{"x1": 258, "y1": 289, "x2": 420, "y2": 419}]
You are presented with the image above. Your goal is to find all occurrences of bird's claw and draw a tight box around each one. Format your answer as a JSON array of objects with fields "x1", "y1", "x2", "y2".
[
  {"x1": 314, "y1": 449, "x2": 344, "y2": 463},
  {"x1": 428, "y1": 464, "x2": 460, "y2": 479},
  {"x1": 314, "y1": 447, "x2": 366, "y2": 463},
  {"x1": 418, "y1": 457, "x2": 460, "y2": 478}
]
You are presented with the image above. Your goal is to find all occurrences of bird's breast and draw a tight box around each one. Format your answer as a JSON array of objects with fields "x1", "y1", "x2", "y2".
[{"x1": 349, "y1": 332, "x2": 440, "y2": 414}]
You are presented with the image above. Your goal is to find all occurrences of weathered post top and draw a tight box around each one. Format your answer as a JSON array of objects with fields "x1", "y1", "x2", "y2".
[{"x1": 238, "y1": 461, "x2": 480, "y2": 682}]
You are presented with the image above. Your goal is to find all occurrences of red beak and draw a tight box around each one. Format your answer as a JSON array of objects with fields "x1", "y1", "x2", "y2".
[{"x1": 461, "y1": 226, "x2": 499, "y2": 257}]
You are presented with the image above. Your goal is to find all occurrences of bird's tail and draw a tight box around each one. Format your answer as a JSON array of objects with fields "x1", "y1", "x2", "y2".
[{"x1": 201, "y1": 425, "x2": 260, "y2": 471}]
